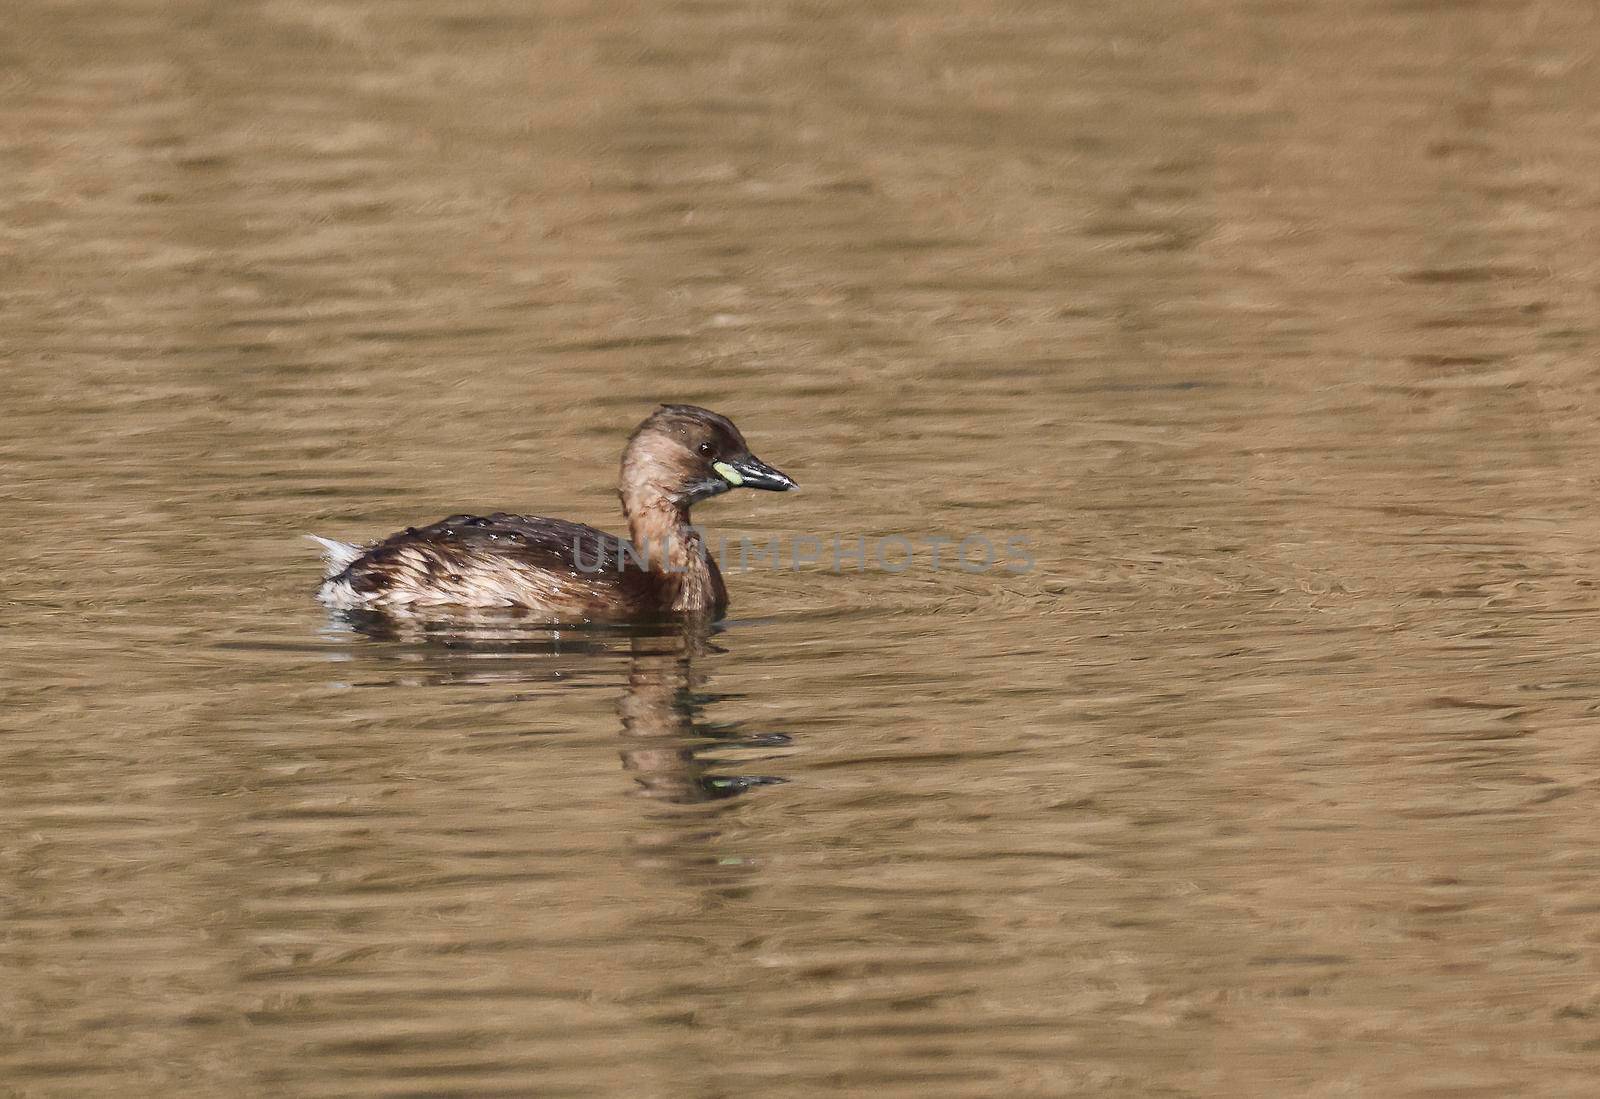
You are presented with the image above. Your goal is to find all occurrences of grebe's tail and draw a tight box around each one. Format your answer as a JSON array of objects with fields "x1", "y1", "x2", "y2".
[{"x1": 307, "y1": 535, "x2": 363, "y2": 577}]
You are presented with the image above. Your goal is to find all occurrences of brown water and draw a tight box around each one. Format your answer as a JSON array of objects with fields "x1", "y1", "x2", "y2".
[{"x1": 6, "y1": 0, "x2": 1600, "y2": 1094}]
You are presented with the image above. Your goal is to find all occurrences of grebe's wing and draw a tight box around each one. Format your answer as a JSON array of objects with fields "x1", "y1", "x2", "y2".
[
  {"x1": 423, "y1": 513, "x2": 636, "y2": 568},
  {"x1": 319, "y1": 512, "x2": 651, "y2": 612}
]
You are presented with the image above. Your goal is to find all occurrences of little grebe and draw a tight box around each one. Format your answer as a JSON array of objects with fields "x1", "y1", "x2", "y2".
[{"x1": 313, "y1": 404, "x2": 796, "y2": 620}]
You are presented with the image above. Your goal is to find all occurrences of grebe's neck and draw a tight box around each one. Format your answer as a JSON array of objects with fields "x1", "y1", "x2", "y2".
[{"x1": 624, "y1": 496, "x2": 726, "y2": 614}]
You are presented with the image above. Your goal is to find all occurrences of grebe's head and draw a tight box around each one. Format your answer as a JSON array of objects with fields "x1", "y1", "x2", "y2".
[{"x1": 621, "y1": 404, "x2": 797, "y2": 511}]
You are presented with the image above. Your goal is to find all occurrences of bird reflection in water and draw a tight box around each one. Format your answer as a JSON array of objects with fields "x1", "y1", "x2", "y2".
[
  {"x1": 329, "y1": 609, "x2": 791, "y2": 805},
  {"x1": 618, "y1": 628, "x2": 790, "y2": 803}
]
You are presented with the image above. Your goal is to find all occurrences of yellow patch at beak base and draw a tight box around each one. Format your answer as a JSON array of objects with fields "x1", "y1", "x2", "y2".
[{"x1": 712, "y1": 461, "x2": 744, "y2": 486}]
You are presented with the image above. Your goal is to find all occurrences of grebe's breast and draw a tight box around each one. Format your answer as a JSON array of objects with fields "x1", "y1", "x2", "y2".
[{"x1": 318, "y1": 512, "x2": 661, "y2": 619}]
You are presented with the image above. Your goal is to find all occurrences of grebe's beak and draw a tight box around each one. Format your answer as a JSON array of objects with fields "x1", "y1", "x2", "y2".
[{"x1": 714, "y1": 455, "x2": 798, "y2": 492}]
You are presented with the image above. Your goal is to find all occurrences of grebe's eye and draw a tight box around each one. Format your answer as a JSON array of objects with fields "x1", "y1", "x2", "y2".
[{"x1": 696, "y1": 441, "x2": 715, "y2": 457}]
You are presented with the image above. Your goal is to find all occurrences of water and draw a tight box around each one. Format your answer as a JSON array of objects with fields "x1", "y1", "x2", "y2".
[{"x1": 6, "y1": 0, "x2": 1600, "y2": 1093}]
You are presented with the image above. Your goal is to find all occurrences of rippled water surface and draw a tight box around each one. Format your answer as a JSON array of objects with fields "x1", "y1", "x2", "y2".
[{"x1": 7, "y1": 1, "x2": 1600, "y2": 1094}]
